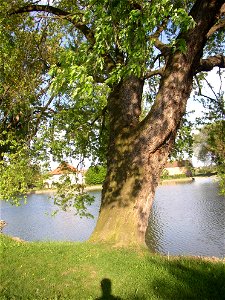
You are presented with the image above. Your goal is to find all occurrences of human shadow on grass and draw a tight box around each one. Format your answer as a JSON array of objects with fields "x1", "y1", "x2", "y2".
[
  {"x1": 95, "y1": 278, "x2": 121, "y2": 300},
  {"x1": 95, "y1": 278, "x2": 146, "y2": 300},
  {"x1": 148, "y1": 258, "x2": 225, "y2": 300}
]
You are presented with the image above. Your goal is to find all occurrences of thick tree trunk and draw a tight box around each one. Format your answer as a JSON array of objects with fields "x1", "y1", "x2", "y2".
[
  {"x1": 90, "y1": 76, "x2": 179, "y2": 247},
  {"x1": 90, "y1": 54, "x2": 199, "y2": 247},
  {"x1": 90, "y1": 147, "x2": 172, "y2": 247},
  {"x1": 90, "y1": 0, "x2": 224, "y2": 247}
]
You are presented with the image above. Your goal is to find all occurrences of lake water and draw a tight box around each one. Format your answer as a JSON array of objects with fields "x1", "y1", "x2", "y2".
[{"x1": 1, "y1": 177, "x2": 224, "y2": 258}]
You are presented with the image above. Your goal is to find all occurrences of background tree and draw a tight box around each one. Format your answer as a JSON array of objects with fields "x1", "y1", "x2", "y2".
[
  {"x1": 193, "y1": 60, "x2": 225, "y2": 193},
  {"x1": 0, "y1": 3, "x2": 62, "y2": 196},
  {"x1": 194, "y1": 121, "x2": 225, "y2": 193},
  {"x1": 1, "y1": 0, "x2": 225, "y2": 247},
  {"x1": 85, "y1": 165, "x2": 107, "y2": 185}
]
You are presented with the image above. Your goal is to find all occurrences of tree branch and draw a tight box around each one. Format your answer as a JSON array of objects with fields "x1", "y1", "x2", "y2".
[
  {"x1": 143, "y1": 67, "x2": 165, "y2": 79},
  {"x1": 207, "y1": 19, "x2": 225, "y2": 37},
  {"x1": 31, "y1": 94, "x2": 55, "y2": 139},
  {"x1": 150, "y1": 20, "x2": 171, "y2": 56},
  {"x1": 195, "y1": 75, "x2": 217, "y2": 101},
  {"x1": 90, "y1": 106, "x2": 107, "y2": 126},
  {"x1": 195, "y1": 54, "x2": 225, "y2": 74},
  {"x1": 10, "y1": 4, "x2": 116, "y2": 77},
  {"x1": 10, "y1": 5, "x2": 95, "y2": 43},
  {"x1": 207, "y1": 3, "x2": 225, "y2": 37},
  {"x1": 153, "y1": 39, "x2": 171, "y2": 56}
]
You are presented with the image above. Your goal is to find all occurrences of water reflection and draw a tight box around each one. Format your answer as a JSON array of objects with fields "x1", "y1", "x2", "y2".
[
  {"x1": 146, "y1": 177, "x2": 225, "y2": 257},
  {"x1": 1, "y1": 192, "x2": 101, "y2": 242},
  {"x1": 1, "y1": 178, "x2": 224, "y2": 257}
]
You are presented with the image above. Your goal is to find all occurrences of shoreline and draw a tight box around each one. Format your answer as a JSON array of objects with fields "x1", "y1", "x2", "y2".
[
  {"x1": 30, "y1": 177, "x2": 201, "y2": 194},
  {"x1": 2, "y1": 234, "x2": 224, "y2": 262},
  {"x1": 29, "y1": 184, "x2": 103, "y2": 194},
  {"x1": 159, "y1": 177, "x2": 195, "y2": 185}
]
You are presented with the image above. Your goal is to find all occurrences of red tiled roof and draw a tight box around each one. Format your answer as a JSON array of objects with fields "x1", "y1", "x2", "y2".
[
  {"x1": 50, "y1": 163, "x2": 77, "y2": 175},
  {"x1": 165, "y1": 160, "x2": 192, "y2": 168}
]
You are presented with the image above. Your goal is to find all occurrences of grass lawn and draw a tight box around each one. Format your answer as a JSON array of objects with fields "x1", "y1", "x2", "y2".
[{"x1": 1, "y1": 234, "x2": 225, "y2": 300}]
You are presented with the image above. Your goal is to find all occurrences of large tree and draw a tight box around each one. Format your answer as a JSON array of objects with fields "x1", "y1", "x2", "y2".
[{"x1": 1, "y1": 0, "x2": 225, "y2": 247}]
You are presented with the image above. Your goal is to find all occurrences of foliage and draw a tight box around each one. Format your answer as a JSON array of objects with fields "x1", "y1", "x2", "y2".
[
  {"x1": 160, "y1": 169, "x2": 170, "y2": 180},
  {"x1": 160, "y1": 171, "x2": 189, "y2": 180},
  {"x1": 52, "y1": 174, "x2": 95, "y2": 218},
  {"x1": 193, "y1": 71, "x2": 225, "y2": 193},
  {"x1": 0, "y1": 141, "x2": 43, "y2": 204},
  {"x1": 194, "y1": 166, "x2": 217, "y2": 177},
  {"x1": 170, "y1": 117, "x2": 194, "y2": 160},
  {"x1": 0, "y1": 8, "x2": 58, "y2": 153},
  {"x1": 85, "y1": 165, "x2": 107, "y2": 185},
  {"x1": 1, "y1": 234, "x2": 225, "y2": 300},
  {"x1": 194, "y1": 121, "x2": 225, "y2": 193}
]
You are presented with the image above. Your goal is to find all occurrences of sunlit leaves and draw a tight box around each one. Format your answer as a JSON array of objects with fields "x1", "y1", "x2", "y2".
[
  {"x1": 85, "y1": 165, "x2": 106, "y2": 185},
  {"x1": 171, "y1": 7, "x2": 195, "y2": 31},
  {"x1": 49, "y1": 50, "x2": 110, "y2": 163},
  {"x1": 51, "y1": 0, "x2": 194, "y2": 86},
  {"x1": 171, "y1": 118, "x2": 194, "y2": 160},
  {"x1": 52, "y1": 174, "x2": 95, "y2": 218},
  {"x1": 0, "y1": 143, "x2": 43, "y2": 204}
]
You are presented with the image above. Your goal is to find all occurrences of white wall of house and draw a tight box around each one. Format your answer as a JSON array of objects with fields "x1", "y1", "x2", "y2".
[
  {"x1": 44, "y1": 172, "x2": 84, "y2": 188},
  {"x1": 164, "y1": 166, "x2": 192, "y2": 176},
  {"x1": 165, "y1": 166, "x2": 186, "y2": 176}
]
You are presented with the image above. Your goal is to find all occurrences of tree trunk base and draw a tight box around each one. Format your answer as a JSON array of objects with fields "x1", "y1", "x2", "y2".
[{"x1": 89, "y1": 197, "x2": 152, "y2": 249}]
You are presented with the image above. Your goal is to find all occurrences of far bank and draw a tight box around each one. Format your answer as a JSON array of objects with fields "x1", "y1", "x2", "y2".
[{"x1": 30, "y1": 177, "x2": 197, "y2": 194}]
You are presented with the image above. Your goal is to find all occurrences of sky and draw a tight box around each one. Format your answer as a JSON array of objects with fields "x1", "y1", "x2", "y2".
[{"x1": 186, "y1": 67, "x2": 224, "y2": 123}]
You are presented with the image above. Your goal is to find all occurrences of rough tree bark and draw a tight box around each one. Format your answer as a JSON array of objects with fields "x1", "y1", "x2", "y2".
[{"x1": 90, "y1": 0, "x2": 225, "y2": 247}]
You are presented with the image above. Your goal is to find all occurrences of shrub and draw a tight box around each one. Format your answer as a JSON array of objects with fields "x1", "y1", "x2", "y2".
[
  {"x1": 161, "y1": 169, "x2": 169, "y2": 179},
  {"x1": 85, "y1": 165, "x2": 107, "y2": 185},
  {"x1": 194, "y1": 166, "x2": 217, "y2": 176}
]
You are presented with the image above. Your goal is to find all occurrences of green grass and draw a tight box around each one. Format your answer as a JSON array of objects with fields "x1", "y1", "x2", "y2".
[{"x1": 1, "y1": 235, "x2": 225, "y2": 300}]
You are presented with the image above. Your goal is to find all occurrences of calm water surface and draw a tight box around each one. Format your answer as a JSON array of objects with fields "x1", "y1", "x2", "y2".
[
  {"x1": 1, "y1": 177, "x2": 225, "y2": 257},
  {"x1": 146, "y1": 177, "x2": 225, "y2": 257}
]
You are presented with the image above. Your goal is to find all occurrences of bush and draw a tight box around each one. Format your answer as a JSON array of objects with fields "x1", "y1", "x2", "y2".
[
  {"x1": 161, "y1": 169, "x2": 169, "y2": 179},
  {"x1": 85, "y1": 165, "x2": 107, "y2": 185},
  {"x1": 194, "y1": 166, "x2": 217, "y2": 176},
  {"x1": 160, "y1": 172, "x2": 188, "y2": 180}
]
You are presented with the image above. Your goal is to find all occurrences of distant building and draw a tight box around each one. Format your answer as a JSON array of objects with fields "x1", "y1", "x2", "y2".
[
  {"x1": 164, "y1": 160, "x2": 193, "y2": 176},
  {"x1": 44, "y1": 163, "x2": 84, "y2": 188}
]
